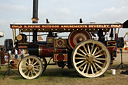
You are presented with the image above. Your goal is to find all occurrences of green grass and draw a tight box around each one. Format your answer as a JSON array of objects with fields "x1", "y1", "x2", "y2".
[
  {"x1": 0, "y1": 65, "x2": 127, "y2": 85},
  {"x1": 1, "y1": 53, "x2": 128, "y2": 85}
]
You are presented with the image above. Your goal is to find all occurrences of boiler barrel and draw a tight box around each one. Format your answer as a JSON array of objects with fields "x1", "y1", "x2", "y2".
[
  {"x1": 28, "y1": 45, "x2": 68, "y2": 57},
  {"x1": 28, "y1": 44, "x2": 39, "y2": 56},
  {"x1": 39, "y1": 46, "x2": 68, "y2": 57}
]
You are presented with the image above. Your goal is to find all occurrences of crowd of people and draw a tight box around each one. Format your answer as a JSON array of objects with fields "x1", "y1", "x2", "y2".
[
  {"x1": 4, "y1": 49, "x2": 25, "y2": 63},
  {"x1": 14, "y1": 49, "x2": 25, "y2": 60},
  {"x1": 3, "y1": 49, "x2": 25, "y2": 69}
]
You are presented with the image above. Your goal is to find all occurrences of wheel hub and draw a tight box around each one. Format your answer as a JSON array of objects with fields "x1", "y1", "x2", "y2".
[
  {"x1": 87, "y1": 54, "x2": 94, "y2": 63},
  {"x1": 28, "y1": 65, "x2": 33, "y2": 71},
  {"x1": 78, "y1": 38, "x2": 83, "y2": 42},
  {"x1": 88, "y1": 57, "x2": 94, "y2": 62}
]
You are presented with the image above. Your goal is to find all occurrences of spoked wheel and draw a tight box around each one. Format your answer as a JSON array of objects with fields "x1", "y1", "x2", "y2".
[
  {"x1": 18, "y1": 55, "x2": 43, "y2": 79},
  {"x1": 72, "y1": 40, "x2": 110, "y2": 78}
]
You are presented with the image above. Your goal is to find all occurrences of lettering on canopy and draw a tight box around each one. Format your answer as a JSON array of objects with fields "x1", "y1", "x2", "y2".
[{"x1": 10, "y1": 24, "x2": 123, "y2": 29}]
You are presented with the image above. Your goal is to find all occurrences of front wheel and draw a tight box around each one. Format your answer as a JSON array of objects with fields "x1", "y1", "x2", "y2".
[
  {"x1": 72, "y1": 40, "x2": 110, "y2": 78},
  {"x1": 18, "y1": 55, "x2": 43, "y2": 79}
]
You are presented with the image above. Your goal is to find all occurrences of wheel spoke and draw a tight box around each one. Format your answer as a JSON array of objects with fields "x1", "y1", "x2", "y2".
[
  {"x1": 75, "y1": 57, "x2": 86, "y2": 59},
  {"x1": 82, "y1": 64, "x2": 87, "y2": 73},
  {"x1": 27, "y1": 71, "x2": 30, "y2": 77},
  {"x1": 23, "y1": 69, "x2": 28, "y2": 74},
  {"x1": 34, "y1": 68, "x2": 40, "y2": 71},
  {"x1": 95, "y1": 63, "x2": 102, "y2": 69},
  {"x1": 34, "y1": 65, "x2": 40, "y2": 68},
  {"x1": 76, "y1": 53, "x2": 85, "y2": 57},
  {"x1": 91, "y1": 43, "x2": 95, "y2": 54},
  {"x1": 28, "y1": 58, "x2": 31, "y2": 64},
  {"x1": 83, "y1": 45, "x2": 88, "y2": 54},
  {"x1": 76, "y1": 60, "x2": 84, "y2": 65},
  {"x1": 94, "y1": 49, "x2": 103, "y2": 56},
  {"x1": 26, "y1": 61, "x2": 29, "y2": 65},
  {"x1": 87, "y1": 44, "x2": 91, "y2": 54},
  {"x1": 22, "y1": 67, "x2": 27, "y2": 70},
  {"x1": 78, "y1": 61, "x2": 88, "y2": 68},
  {"x1": 92, "y1": 46, "x2": 98, "y2": 55},
  {"x1": 86, "y1": 63, "x2": 90, "y2": 73},
  {"x1": 79, "y1": 48, "x2": 87, "y2": 56},
  {"x1": 94, "y1": 60, "x2": 103, "y2": 64},
  {"x1": 95, "y1": 54, "x2": 104, "y2": 58},
  {"x1": 96, "y1": 58, "x2": 106, "y2": 60},
  {"x1": 30, "y1": 70, "x2": 33, "y2": 77},
  {"x1": 33, "y1": 69, "x2": 37, "y2": 74},
  {"x1": 31, "y1": 58, "x2": 35, "y2": 64},
  {"x1": 92, "y1": 63, "x2": 98, "y2": 72},
  {"x1": 33, "y1": 61, "x2": 38, "y2": 66},
  {"x1": 91, "y1": 64, "x2": 94, "y2": 74}
]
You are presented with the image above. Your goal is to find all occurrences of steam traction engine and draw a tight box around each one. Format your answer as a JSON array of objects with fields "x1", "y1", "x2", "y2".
[
  {"x1": 9, "y1": 0, "x2": 128, "y2": 79},
  {"x1": 10, "y1": 20, "x2": 128, "y2": 79}
]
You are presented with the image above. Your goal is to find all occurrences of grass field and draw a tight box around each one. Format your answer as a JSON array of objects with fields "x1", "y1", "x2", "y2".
[{"x1": 0, "y1": 53, "x2": 128, "y2": 85}]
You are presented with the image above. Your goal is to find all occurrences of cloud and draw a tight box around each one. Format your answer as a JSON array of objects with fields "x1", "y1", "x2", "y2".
[
  {"x1": 39, "y1": 8, "x2": 72, "y2": 23},
  {"x1": 0, "y1": 18, "x2": 30, "y2": 45},
  {"x1": 55, "y1": 8, "x2": 71, "y2": 15},
  {"x1": 91, "y1": 6, "x2": 128, "y2": 23},
  {"x1": 39, "y1": 8, "x2": 71, "y2": 15},
  {"x1": 0, "y1": 20, "x2": 6, "y2": 25},
  {"x1": 1, "y1": 0, "x2": 128, "y2": 45},
  {"x1": 49, "y1": 0, "x2": 68, "y2": 2},
  {"x1": 116, "y1": 0, "x2": 128, "y2": 6},
  {"x1": 0, "y1": 3, "x2": 28, "y2": 12},
  {"x1": 90, "y1": 5, "x2": 128, "y2": 37}
]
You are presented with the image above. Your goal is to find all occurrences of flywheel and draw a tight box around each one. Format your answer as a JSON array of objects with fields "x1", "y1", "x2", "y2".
[{"x1": 68, "y1": 30, "x2": 91, "y2": 49}]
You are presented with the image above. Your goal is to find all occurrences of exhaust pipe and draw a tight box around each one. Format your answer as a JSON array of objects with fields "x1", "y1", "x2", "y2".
[{"x1": 32, "y1": 0, "x2": 38, "y2": 43}]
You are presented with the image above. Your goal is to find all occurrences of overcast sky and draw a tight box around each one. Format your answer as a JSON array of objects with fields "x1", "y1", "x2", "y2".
[{"x1": 0, "y1": 0, "x2": 128, "y2": 45}]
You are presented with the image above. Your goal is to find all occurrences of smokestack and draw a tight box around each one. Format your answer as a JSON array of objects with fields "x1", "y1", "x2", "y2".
[
  {"x1": 32, "y1": 0, "x2": 38, "y2": 23},
  {"x1": 32, "y1": 0, "x2": 38, "y2": 43}
]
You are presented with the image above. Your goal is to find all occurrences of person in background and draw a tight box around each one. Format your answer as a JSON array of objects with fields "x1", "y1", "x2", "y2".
[
  {"x1": 21, "y1": 49, "x2": 25, "y2": 59},
  {"x1": 4, "y1": 53, "x2": 8, "y2": 63},
  {"x1": 14, "y1": 49, "x2": 18, "y2": 59},
  {"x1": 19, "y1": 49, "x2": 22, "y2": 59}
]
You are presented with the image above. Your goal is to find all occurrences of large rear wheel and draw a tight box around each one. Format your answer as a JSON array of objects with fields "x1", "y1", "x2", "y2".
[
  {"x1": 18, "y1": 55, "x2": 43, "y2": 79},
  {"x1": 72, "y1": 40, "x2": 110, "y2": 78}
]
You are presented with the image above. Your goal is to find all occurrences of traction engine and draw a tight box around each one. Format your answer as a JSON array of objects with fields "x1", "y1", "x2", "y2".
[
  {"x1": 9, "y1": 0, "x2": 128, "y2": 79},
  {"x1": 10, "y1": 22, "x2": 127, "y2": 79}
]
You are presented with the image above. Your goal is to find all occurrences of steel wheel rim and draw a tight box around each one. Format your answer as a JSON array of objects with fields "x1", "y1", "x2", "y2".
[
  {"x1": 19, "y1": 56, "x2": 43, "y2": 79},
  {"x1": 72, "y1": 40, "x2": 110, "y2": 78}
]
